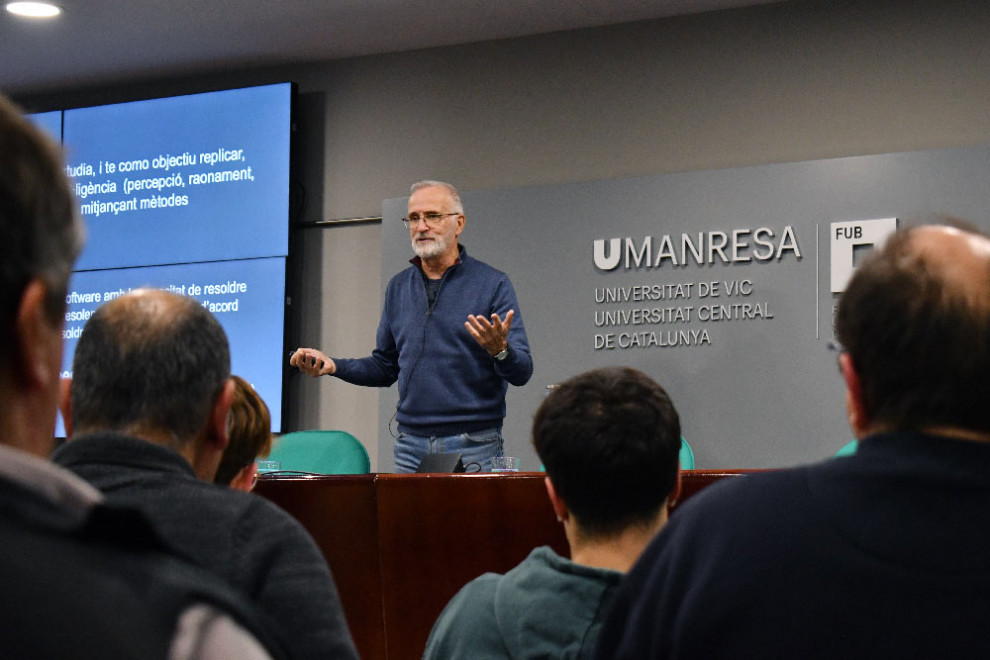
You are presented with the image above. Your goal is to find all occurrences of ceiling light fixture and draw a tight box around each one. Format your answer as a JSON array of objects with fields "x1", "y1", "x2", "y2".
[{"x1": 5, "y1": 1, "x2": 62, "y2": 18}]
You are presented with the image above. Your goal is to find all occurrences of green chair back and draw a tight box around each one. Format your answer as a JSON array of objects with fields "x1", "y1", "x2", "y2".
[
  {"x1": 268, "y1": 430, "x2": 371, "y2": 475},
  {"x1": 835, "y1": 439, "x2": 858, "y2": 457},
  {"x1": 679, "y1": 436, "x2": 695, "y2": 469}
]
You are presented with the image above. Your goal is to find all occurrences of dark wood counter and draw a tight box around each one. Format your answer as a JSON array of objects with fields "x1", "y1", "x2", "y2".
[{"x1": 256, "y1": 469, "x2": 754, "y2": 659}]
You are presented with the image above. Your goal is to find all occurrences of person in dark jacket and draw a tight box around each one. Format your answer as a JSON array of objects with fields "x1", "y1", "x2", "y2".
[
  {"x1": 0, "y1": 92, "x2": 279, "y2": 660},
  {"x1": 595, "y1": 222, "x2": 990, "y2": 659},
  {"x1": 55, "y1": 288, "x2": 359, "y2": 660},
  {"x1": 291, "y1": 180, "x2": 533, "y2": 472},
  {"x1": 424, "y1": 366, "x2": 682, "y2": 659}
]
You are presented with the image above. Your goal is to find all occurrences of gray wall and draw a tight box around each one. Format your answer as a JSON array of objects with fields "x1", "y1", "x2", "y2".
[
  {"x1": 382, "y1": 148, "x2": 990, "y2": 470},
  {"x1": 18, "y1": 0, "x2": 990, "y2": 470}
]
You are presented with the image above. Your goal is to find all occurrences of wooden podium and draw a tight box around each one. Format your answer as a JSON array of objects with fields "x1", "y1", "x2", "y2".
[{"x1": 256, "y1": 470, "x2": 753, "y2": 660}]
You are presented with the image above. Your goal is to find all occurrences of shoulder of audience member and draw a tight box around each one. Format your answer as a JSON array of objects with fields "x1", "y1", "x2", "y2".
[
  {"x1": 425, "y1": 573, "x2": 501, "y2": 656},
  {"x1": 232, "y1": 491, "x2": 330, "y2": 561},
  {"x1": 670, "y1": 466, "x2": 816, "y2": 531}
]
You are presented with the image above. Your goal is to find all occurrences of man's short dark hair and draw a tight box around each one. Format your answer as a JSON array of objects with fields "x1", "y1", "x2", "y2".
[
  {"x1": 532, "y1": 366, "x2": 681, "y2": 538},
  {"x1": 0, "y1": 95, "x2": 84, "y2": 365},
  {"x1": 71, "y1": 291, "x2": 231, "y2": 445},
  {"x1": 836, "y1": 223, "x2": 990, "y2": 434}
]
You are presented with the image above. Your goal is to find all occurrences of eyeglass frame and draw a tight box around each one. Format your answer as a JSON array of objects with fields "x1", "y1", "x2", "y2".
[{"x1": 401, "y1": 212, "x2": 460, "y2": 229}]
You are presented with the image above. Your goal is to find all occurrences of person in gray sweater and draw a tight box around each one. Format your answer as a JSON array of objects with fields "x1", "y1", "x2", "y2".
[{"x1": 55, "y1": 288, "x2": 358, "y2": 660}]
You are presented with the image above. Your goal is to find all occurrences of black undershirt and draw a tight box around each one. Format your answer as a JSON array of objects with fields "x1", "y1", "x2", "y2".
[{"x1": 424, "y1": 277, "x2": 442, "y2": 309}]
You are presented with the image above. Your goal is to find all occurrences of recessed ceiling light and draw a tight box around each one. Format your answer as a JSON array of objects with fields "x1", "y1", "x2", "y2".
[{"x1": 5, "y1": 2, "x2": 62, "y2": 18}]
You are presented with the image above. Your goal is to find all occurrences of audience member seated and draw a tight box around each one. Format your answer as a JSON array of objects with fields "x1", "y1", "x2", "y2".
[
  {"x1": 54, "y1": 288, "x2": 359, "y2": 660},
  {"x1": 424, "y1": 366, "x2": 682, "y2": 659},
  {"x1": 0, "y1": 92, "x2": 278, "y2": 659},
  {"x1": 595, "y1": 222, "x2": 990, "y2": 659},
  {"x1": 214, "y1": 375, "x2": 273, "y2": 492}
]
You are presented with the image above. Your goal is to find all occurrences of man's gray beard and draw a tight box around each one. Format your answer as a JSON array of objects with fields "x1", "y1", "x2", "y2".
[{"x1": 412, "y1": 235, "x2": 447, "y2": 259}]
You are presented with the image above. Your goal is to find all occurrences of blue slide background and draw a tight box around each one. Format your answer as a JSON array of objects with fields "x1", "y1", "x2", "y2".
[
  {"x1": 58, "y1": 257, "x2": 286, "y2": 435},
  {"x1": 28, "y1": 111, "x2": 62, "y2": 142},
  {"x1": 63, "y1": 83, "x2": 291, "y2": 270}
]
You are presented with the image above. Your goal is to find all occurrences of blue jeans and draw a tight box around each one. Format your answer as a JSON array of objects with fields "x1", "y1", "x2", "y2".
[{"x1": 393, "y1": 427, "x2": 504, "y2": 473}]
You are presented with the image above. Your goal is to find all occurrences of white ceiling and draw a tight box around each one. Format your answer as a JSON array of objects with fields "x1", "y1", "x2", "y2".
[{"x1": 1, "y1": 0, "x2": 787, "y2": 95}]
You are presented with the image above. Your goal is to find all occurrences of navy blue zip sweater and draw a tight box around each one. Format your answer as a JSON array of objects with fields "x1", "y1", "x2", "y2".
[{"x1": 333, "y1": 245, "x2": 533, "y2": 437}]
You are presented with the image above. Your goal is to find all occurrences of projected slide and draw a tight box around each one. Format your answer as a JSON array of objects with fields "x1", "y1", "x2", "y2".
[
  {"x1": 63, "y1": 83, "x2": 291, "y2": 270},
  {"x1": 58, "y1": 257, "x2": 287, "y2": 435},
  {"x1": 48, "y1": 83, "x2": 294, "y2": 434}
]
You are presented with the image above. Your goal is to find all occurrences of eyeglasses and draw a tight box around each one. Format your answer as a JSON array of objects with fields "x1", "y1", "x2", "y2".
[{"x1": 401, "y1": 212, "x2": 459, "y2": 229}]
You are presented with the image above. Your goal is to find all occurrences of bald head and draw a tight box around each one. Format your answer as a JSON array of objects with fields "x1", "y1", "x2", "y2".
[
  {"x1": 836, "y1": 223, "x2": 990, "y2": 435},
  {"x1": 70, "y1": 289, "x2": 231, "y2": 446},
  {"x1": 909, "y1": 225, "x2": 990, "y2": 308}
]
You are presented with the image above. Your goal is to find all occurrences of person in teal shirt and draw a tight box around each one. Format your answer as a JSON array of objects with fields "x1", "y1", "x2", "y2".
[{"x1": 424, "y1": 366, "x2": 682, "y2": 659}]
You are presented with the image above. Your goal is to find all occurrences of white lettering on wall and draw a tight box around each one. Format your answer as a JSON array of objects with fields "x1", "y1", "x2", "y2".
[{"x1": 593, "y1": 226, "x2": 802, "y2": 271}]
